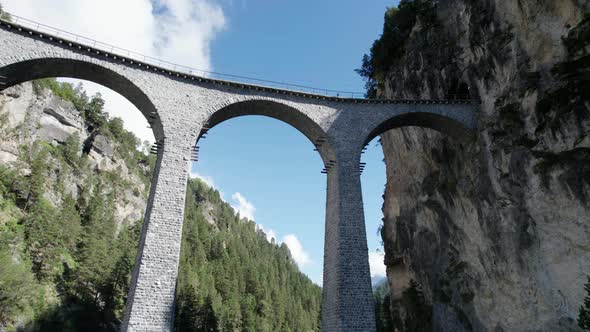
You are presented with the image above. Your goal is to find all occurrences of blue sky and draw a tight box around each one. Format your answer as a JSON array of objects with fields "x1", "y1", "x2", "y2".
[
  {"x1": 196, "y1": 0, "x2": 394, "y2": 284},
  {"x1": 211, "y1": 0, "x2": 390, "y2": 92},
  {"x1": 3, "y1": 0, "x2": 396, "y2": 285}
]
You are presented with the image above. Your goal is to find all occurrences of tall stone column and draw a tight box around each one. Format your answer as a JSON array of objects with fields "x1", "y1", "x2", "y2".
[
  {"x1": 121, "y1": 134, "x2": 191, "y2": 332},
  {"x1": 322, "y1": 153, "x2": 376, "y2": 331}
]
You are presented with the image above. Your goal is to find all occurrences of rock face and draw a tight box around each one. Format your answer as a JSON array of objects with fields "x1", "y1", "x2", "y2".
[
  {"x1": 378, "y1": 1, "x2": 590, "y2": 331},
  {"x1": 0, "y1": 82, "x2": 148, "y2": 228}
]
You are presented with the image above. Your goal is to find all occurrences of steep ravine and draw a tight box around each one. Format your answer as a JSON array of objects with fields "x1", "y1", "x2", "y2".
[{"x1": 376, "y1": 1, "x2": 590, "y2": 331}]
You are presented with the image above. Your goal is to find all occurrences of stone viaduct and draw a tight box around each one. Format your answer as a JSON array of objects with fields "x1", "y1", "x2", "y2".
[{"x1": 0, "y1": 16, "x2": 477, "y2": 332}]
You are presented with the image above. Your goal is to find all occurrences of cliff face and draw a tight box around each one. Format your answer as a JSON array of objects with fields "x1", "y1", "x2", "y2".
[
  {"x1": 0, "y1": 82, "x2": 149, "y2": 226},
  {"x1": 378, "y1": 1, "x2": 590, "y2": 331}
]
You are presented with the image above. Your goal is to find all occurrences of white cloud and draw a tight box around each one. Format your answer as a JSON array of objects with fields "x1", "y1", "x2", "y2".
[
  {"x1": 282, "y1": 234, "x2": 312, "y2": 268},
  {"x1": 3, "y1": 0, "x2": 226, "y2": 143},
  {"x1": 369, "y1": 251, "x2": 387, "y2": 279},
  {"x1": 153, "y1": 0, "x2": 226, "y2": 73},
  {"x1": 231, "y1": 192, "x2": 255, "y2": 221}
]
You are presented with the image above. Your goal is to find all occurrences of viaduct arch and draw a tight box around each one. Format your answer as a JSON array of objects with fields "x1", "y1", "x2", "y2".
[
  {"x1": 203, "y1": 99, "x2": 336, "y2": 163},
  {"x1": 0, "y1": 57, "x2": 164, "y2": 140},
  {"x1": 0, "y1": 16, "x2": 478, "y2": 332}
]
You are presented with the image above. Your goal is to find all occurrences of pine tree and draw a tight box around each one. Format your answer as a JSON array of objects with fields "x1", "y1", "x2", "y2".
[
  {"x1": 579, "y1": 276, "x2": 590, "y2": 331},
  {"x1": 60, "y1": 194, "x2": 82, "y2": 252},
  {"x1": 0, "y1": 229, "x2": 37, "y2": 325},
  {"x1": 62, "y1": 132, "x2": 81, "y2": 165},
  {"x1": 201, "y1": 295, "x2": 219, "y2": 332},
  {"x1": 25, "y1": 198, "x2": 62, "y2": 279},
  {"x1": 24, "y1": 142, "x2": 50, "y2": 208},
  {"x1": 76, "y1": 178, "x2": 117, "y2": 305}
]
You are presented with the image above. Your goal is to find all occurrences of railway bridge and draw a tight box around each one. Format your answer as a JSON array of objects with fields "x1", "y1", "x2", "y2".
[{"x1": 0, "y1": 15, "x2": 477, "y2": 332}]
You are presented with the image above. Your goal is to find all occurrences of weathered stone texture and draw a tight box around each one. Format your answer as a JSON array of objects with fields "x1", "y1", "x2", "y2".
[{"x1": 377, "y1": 0, "x2": 589, "y2": 331}]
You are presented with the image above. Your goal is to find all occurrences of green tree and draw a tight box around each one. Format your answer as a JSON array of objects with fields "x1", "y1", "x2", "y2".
[
  {"x1": 62, "y1": 132, "x2": 81, "y2": 165},
  {"x1": 60, "y1": 194, "x2": 82, "y2": 251},
  {"x1": 356, "y1": 54, "x2": 378, "y2": 98},
  {"x1": 400, "y1": 279, "x2": 432, "y2": 332},
  {"x1": 73, "y1": 176, "x2": 119, "y2": 329},
  {"x1": 23, "y1": 142, "x2": 50, "y2": 208},
  {"x1": 580, "y1": 276, "x2": 590, "y2": 330},
  {"x1": 356, "y1": 0, "x2": 437, "y2": 97},
  {"x1": 102, "y1": 222, "x2": 140, "y2": 321},
  {"x1": 374, "y1": 280, "x2": 394, "y2": 332},
  {"x1": 25, "y1": 198, "x2": 63, "y2": 280},
  {"x1": 176, "y1": 287, "x2": 202, "y2": 331},
  {"x1": 84, "y1": 93, "x2": 107, "y2": 131},
  {"x1": 0, "y1": 227, "x2": 37, "y2": 326},
  {"x1": 176, "y1": 288, "x2": 219, "y2": 332}
]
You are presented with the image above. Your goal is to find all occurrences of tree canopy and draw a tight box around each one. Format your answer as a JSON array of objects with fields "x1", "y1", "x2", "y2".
[{"x1": 175, "y1": 179, "x2": 322, "y2": 331}]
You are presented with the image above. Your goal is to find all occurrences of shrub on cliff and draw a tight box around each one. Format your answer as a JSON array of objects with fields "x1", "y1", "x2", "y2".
[{"x1": 356, "y1": 0, "x2": 437, "y2": 97}]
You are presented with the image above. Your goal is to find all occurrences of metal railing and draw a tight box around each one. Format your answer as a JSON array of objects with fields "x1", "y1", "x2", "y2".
[{"x1": 1, "y1": 12, "x2": 367, "y2": 98}]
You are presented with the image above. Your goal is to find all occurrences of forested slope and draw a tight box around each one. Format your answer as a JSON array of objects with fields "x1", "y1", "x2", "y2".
[
  {"x1": 175, "y1": 180, "x2": 321, "y2": 331},
  {"x1": 0, "y1": 79, "x2": 152, "y2": 331},
  {"x1": 0, "y1": 80, "x2": 321, "y2": 331}
]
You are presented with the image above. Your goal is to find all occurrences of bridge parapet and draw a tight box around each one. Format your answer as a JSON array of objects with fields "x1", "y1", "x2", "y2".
[{"x1": 0, "y1": 13, "x2": 476, "y2": 104}]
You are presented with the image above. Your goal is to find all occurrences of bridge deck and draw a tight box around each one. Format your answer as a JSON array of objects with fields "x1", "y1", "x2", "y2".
[{"x1": 0, "y1": 13, "x2": 473, "y2": 104}]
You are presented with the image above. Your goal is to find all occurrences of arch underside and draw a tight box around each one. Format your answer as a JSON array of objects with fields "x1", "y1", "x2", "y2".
[
  {"x1": 364, "y1": 111, "x2": 473, "y2": 146},
  {"x1": 205, "y1": 100, "x2": 334, "y2": 163},
  {"x1": 0, "y1": 57, "x2": 163, "y2": 140}
]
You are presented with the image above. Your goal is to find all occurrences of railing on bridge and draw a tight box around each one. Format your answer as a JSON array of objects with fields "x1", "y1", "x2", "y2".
[
  {"x1": 0, "y1": 12, "x2": 476, "y2": 102},
  {"x1": 0, "y1": 12, "x2": 370, "y2": 98}
]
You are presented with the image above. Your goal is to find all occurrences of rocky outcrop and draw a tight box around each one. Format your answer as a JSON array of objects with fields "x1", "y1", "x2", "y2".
[
  {"x1": 378, "y1": 1, "x2": 590, "y2": 331},
  {"x1": 0, "y1": 82, "x2": 148, "y2": 227}
]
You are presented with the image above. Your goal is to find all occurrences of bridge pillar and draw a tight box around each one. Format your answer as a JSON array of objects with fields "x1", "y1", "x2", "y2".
[
  {"x1": 121, "y1": 135, "x2": 191, "y2": 332},
  {"x1": 322, "y1": 154, "x2": 376, "y2": 331}
]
